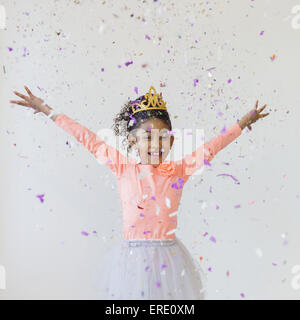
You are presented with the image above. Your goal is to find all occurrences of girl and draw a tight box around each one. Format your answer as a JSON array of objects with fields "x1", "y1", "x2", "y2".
[{"x1": 10, "y1": 85, "x2": 269, "y2": 300}]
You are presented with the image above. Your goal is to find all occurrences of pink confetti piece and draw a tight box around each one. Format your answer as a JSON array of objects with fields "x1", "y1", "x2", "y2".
[
  {"x1": 216, "y1": 173, "x2": 240, "y2": 184},
  {"x1": 216, "y1": 205, "x2": 220, "y2": 210},
  {"x1": 36, "y1": 194, "x2": 45, "y2": 203},
  {"x1": 226, "y1": 270, "x2": 230, "y2": 277},
  {"x1": 81, "y1": 231, "x2": 89, "y2": 236},
  {"x1": 209, "y1": 236, "x2": 216, "y2": 243},
  {"x1": 203, "y1": 232, "x2": 208, "y2": 237}
]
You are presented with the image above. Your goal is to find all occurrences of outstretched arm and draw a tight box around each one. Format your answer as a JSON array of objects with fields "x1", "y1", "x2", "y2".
[
  {"x1": 175, "y1": 100, "x2": 270, "y2": 179},
  {"x1": 10, "y1": 86, "x2": 130, "y2": 176}
]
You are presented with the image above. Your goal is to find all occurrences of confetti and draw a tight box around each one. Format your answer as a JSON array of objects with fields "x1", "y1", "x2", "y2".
[
  {"x1": 36, "y1": 194, "x2": 45, "y2": 203},
  {"x1": 209, "y1": 236, "x2": 216, "y2": 243},
  {"x1": 216, "y1": 173, "x2": 240, "y2": 184},
  {"x1": 81, "y1": 231, "x2": 89, "y2": 236},
  {"x1": 124, "y1": 60, "x2": 133, "y2": 67}
]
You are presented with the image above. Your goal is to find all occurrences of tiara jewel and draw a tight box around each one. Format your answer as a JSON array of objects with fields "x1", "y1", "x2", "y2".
[{"x1": 131, "y1": 85, "x2": 167, "y2": 115}]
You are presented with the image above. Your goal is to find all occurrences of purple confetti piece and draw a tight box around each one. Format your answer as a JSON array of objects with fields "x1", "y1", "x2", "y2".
[
  {"x1": 272, "y1": 262, "x2": 277, "y2": 266},
  {"x1": 156, "y1": 281, "x2": 161, "y2": 287},
  {"x1": 209, "y1": 186, "x2": 212, "y2": 193},
  {"x1": 134, "y1": 87, "x2": 138, "y2": 94},
  {"x1": 36, "y1": 194, "x2": 45, "y2": 203},
  {"x1": 81, "y1": 231, "x2": 89, "y2": 236},
  {"x1": 145, "y1": 34, "x2": 151, "y2": 40},
  {"x1": 216, "y1": 205, "x2": 220, "y2": 210},
  {"x1": 209, "y1": 236, "x2": 216, "y2": 243},
  {"x1": 240, "y1": 293, "x2": 245, "y2": 298},
  {"x1": 101, "y1": 68, "x2": 104, "y2": 72},
  {"x1": 227, "y1": 78, "x2": 232, "y2": 83},
  {"x1": 216, "y1": 173, "x2": 240, "y2": 184},
  {"x1": 161, "y1": 264, "x2": 167, "y2": 269},
  {"x1": 234, "y1": 204, "x2": 241, "y2": 209},
  {"x1": 203, "y1": 232, "x2": 208, "y2": 237},
  {"x1": 140, "y1": 213, "x2": 145, "y2": 218},
  {"x1": 8, "y1": 47, "x2": 13, "y2": 51},
  {"x1": 129, "y1": 113, "x2": 137, "y2": 124},
  {"x1": 203, "y1": 159, "x2": 212, "y2": 166},
  {"x1": 260, "y1": 30, "x2": 264, "y2": 35},
  {"x1": 220, "y1": 126, "x2": 227, "y2": 134},
  {"x1": 208, "y1": 267, "x2": 212, "y2": 272},
  {"x1": 193, "y1": 78, "x2": 199, "y2": 87},
  {"x1": 151, "y1": 196, "x2": 156, "y2": 200},
  {"x1": 145, "y1": 265, "x2": 150, "y2": 271},
  {"x1": 206, "y1": 67, "x2": 216, "y2": 71},
  {"x1": 125, "y1": 60, "x2": 133, "y2": 67}
]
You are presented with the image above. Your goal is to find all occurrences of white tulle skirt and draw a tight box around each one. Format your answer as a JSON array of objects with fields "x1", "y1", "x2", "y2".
[{"x1": 92, "y1": 236, "x2": 207, "y2": 300}]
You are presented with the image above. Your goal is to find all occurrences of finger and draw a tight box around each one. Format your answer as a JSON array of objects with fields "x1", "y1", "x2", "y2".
[
  {"x1": 13, "y1": 91, "x2": 30, "y2": 101},
  {"x1": 24, "y1": 86, "x2": 34, "y2": 97},
  {"x1": 258, "y1": 104, "x2": 267, "y2": 113},
  {"x1": 255, "y1": 100, "x2": 258, "y2": 109},
  {"x1": 10, "y1": 100, "x2": 29, "y2": 106},
  {"x1": 259, "y1": 113, "x2": 269, "y2": 118}
]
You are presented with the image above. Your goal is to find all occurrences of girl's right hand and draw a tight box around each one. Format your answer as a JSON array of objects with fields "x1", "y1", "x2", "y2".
[{"x1": 10, "y1": 86, "x2": 52, "y2": 115}]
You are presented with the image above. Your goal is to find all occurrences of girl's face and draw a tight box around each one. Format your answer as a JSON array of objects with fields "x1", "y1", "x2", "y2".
[{"x1": 129, "y1": 118, "x2": 174, "y2": 167}]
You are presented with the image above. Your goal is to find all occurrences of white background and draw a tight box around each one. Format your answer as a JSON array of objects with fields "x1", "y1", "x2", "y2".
[{"x1": 0, "y1": 0, "x2": 300, "y2": 299}]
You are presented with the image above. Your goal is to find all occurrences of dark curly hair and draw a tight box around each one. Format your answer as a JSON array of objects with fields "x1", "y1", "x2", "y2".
[{"x1": 112, "y1": 94, "x2": 172, "y2": 155}]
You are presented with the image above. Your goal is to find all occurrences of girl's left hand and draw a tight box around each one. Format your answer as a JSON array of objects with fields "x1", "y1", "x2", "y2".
[{"x1": 240, "y1": 100, "x2": 270, "y2": 131}]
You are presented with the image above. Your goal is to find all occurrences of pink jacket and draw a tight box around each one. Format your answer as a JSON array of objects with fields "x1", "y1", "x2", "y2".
[{"x1": 55, "y1": 114, "x2": 242, "y2": 240}]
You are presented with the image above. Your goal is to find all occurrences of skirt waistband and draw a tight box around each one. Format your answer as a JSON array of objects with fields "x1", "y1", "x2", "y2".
[{"x1": 123, "y1": 238, "x2": 176, "y2": 247}]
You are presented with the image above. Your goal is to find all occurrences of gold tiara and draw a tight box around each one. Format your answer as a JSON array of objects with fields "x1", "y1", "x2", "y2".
[{"x1": 131, "y1": 85, "x2": 167, "y2": 115}]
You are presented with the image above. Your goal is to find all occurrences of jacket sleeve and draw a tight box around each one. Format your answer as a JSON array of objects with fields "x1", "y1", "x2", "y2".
[
  {"x1": 175, "y1": 122, "x2": 242, "y2": 179},
  {"x1": 54, "y1": 113, "x2": 129, "y2": 177}
]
